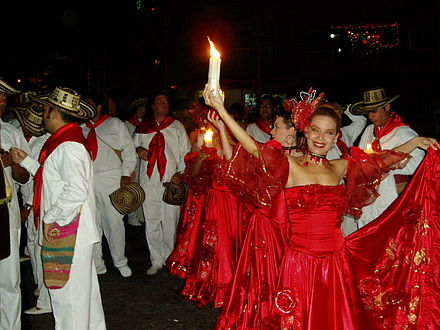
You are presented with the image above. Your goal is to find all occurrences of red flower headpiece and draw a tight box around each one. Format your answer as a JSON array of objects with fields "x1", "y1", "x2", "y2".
[
  {"x1": 283, "y1": 88, "x2": 325, "y2": 132},
  {"x1": 188, "y1": 102, "x2": 210, "y2": 126}
]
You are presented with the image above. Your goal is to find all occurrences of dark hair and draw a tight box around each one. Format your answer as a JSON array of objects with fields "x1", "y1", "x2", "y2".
[
  {"x1": 84, "y1": 94, "x2": 107, "y2": 114},
  {"x1": 261, "y1": 94, "x2": 275, "y2": 103},
  {"x1": 277, "y1": 110, "x2": 295, "y2": 129},
  {"x1": 312, "y1": 107, "x2": 342, "y2": 132},
  {"x1": 228, "y1": 102, "x2": 245, "y2": 121},
  {"x1": 58, "y1": 109, "x2": 81, "y2": 124},
  {"x1": 151, "y1": 90, "x2": 169, "y2": 104}
]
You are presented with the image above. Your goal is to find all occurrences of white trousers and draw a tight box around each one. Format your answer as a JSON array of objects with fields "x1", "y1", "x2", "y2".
[
  {"x1": 0, "y1": 228, "x2": 21, "y2": 330},
  {"x1": 93, "y1": 179, "x2": 128, "y2": 270},
  {"x1": 50, "y1": 243, "x2": 106, "y2": 330},
  {"x1": 26, "y1": 216, "x2": 51, "y2": 309},
  {"x1": 142, "y1": 186, "x2": 180, "y2": 266}
]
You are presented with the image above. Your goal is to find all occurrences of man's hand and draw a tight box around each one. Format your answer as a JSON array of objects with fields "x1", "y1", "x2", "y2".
[
  {"x1": 1, "y1": 150, "x2": 12, "y2": 167},
  {"x1": 21, "y1": 209, "x2": 31, "y2": 223},
  {"x1": 120, "y1": 176, "x2": 131, "y2": 187},
  {"x1": 10, "y1": 148, "x2": 28, "y2": 164},
  {"x1": 136, "y1": 147, "x2": 149, "y2": 161},
  {"x1": 170, "y1": 172, "x2": 183, "y2": 184}
]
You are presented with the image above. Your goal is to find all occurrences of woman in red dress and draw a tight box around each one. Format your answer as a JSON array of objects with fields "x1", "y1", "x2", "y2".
[
  {"x1": 181, "y1": 113, "x2": 254, "y2": 307},
  {"x1": 205, "y1": 87, "x2": 440, "y2": 329}
]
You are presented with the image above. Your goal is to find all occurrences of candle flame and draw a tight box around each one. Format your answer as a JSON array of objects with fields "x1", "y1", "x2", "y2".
[
  {"x1": 204, "y1": 128, "x2": 214, "y2": 143},
  {"x1": 208, "y1": 37, "x2": 220, "y2": 58},
  {"x1": 366, "y1": 143, "x2": 372, "y2": 150}
]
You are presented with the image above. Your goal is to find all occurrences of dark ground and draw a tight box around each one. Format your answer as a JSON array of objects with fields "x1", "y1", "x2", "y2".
[{"x1": 20, "y1": 221, "x2": 220, "y2": 330}]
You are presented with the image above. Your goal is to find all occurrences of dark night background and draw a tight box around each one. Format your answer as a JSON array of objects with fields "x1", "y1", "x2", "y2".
[{"x1": 1, "y1": 0, "x2": 439, "y2": 135}]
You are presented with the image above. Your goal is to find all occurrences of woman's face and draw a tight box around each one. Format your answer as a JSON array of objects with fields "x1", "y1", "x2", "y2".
[
  {"x1": 271, "y1": 116, "x2": 296, "y2": 147},
  {"x1": 305, "y1": 115, "x2": 338, "y2": 154}
]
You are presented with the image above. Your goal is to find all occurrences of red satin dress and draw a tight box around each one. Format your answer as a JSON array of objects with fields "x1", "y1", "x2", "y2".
[
  {"x1": 166, "y1": 152, "x2": 214, "y2": 279},
  {"x1": 182, "y1": 158, "x2": 252, "y2": 308},
  {"x1": 278, "y1": 150, "x2": 440, "y2": 329},
  {"x1": 216, "y1": 141, "x2": 291, "y2": 329},
  {"x1": 219, "y1": 141, "x2": 440, "y2": 329}
]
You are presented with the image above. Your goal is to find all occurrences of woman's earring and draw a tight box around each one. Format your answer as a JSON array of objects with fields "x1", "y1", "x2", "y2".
[{"x1": 285, "y1": 134, "x2": 295, "y2": 146}]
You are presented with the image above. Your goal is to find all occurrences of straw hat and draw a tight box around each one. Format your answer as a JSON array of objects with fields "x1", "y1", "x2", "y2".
[
  {"x1": 350, "y1": 88, "x2": 399, "y2": 115},
  {"x1": 14, "y1": 105, "x2": 45, "y2": 136},
  {"x1": 19, "y1": 91, "x2": 37, "y2": 106},
  {"x1": 162, "y1": 182, "x2": 189, "y2": 205},
  {"x1": 0, "y1": 78, "x2": 20, "y2": 95},
  {"x1": 32, "y1": 87, "x2": 96, "y2": 120},
  {"x1": 109, "y1": 183, "x2": 146, "y2": 214},
  {"x1": 128, "y1": 98, "x2": 148, "y2": 113}
]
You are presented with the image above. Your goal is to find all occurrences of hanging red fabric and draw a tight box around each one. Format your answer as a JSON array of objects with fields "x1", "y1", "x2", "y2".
[
  {"x1": 128, "y1": 114, "x2": 142, "y2": 127},
  {"x1": 371, "y1": 112, "x2": 409, "y2": 152},
  {"x1": 33, "y1": 123, "x2": 90, "y2": 229},
  {"x1": 135, "y1": 116, "x2": 175, "y2": 180},
  {"x1": 255, "y1": 117, "x2": 272, "y2": 135},
  {"x1": 85, "y1": 114, "x2": 111, "y2": 161}
]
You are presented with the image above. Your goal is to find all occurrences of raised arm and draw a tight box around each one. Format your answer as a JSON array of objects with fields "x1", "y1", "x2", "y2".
[
  {"x1": 393, "y1": 136, "x2": 439, "y2": 154},
  {"x1": 203, "y1": 86, "x2": 259, "y2": 158},
  {"x1": 207, "y1": 111, "x2": 232, "y2": 160}
]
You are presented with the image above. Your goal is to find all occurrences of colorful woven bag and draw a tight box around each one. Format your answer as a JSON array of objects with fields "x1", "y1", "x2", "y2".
[{"x1": 41, "y1": 214, "x2": 80, "y2": 289}]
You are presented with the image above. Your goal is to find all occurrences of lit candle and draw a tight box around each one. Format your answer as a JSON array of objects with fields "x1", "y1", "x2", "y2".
[
  {"x1": 204, "y1": 128, "x2": 214, "y2": 147},
  {"x1": 196, "y1": 126, "x2": 206, "y2": 148},
  {"x1": 207, "y1": 37, "x2": 221, "y2": 96}
]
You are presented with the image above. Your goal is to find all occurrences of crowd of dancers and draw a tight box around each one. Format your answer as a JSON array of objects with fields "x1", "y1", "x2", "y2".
[{"x1": 0, "y1": 74, "x2": 439, "y2": 330}]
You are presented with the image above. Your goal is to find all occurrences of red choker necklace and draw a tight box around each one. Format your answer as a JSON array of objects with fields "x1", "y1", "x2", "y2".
[{"x1": 305, "y1": 150, "x2": 328, "y2": 164}]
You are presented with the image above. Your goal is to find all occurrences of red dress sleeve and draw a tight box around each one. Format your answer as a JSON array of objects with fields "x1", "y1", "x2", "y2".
[
  {"x1": 222, "y1": 140, "x2": 289, "y2": 207},
  {"x1": 345, "y1": 147, "x2": 412, "y2": 218}
]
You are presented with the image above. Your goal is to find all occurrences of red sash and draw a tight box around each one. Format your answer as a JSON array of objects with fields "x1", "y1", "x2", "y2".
[
  {"x1": 33, "y1": 123, "x2": 90, "y2": 228},
  {"x1": 255, "y1": 117, "x2": 272, "y2": 135},
  {"x1": 135, "y1": 116, "x2": 175, "y2": 180},
  {"x1": 372, "y1": 112, "x2": 410, "y2": 152},
  {"x1": 85, "y1": 114, "x2": 111, "y2": 161},
  {"x1": 128, "y1": 114, "x2": 142, "y2": 127}
]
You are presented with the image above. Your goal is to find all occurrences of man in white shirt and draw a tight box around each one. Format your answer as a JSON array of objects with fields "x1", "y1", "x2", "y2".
[
  {"x1": 82, "y1": 94, "x2": 136, "y2": 277},
  {"x1": 0, "y1": 78, "x2": 30, "y2": 330},
  {"x1": 134, "y1": 92, "x2": 191, "y2": 275},
  {"x1": 246, "y1": 95, "x2": 275, "y2": 143},
  {"x1": 12, "y1": 87, "x2": 106, "y2": 329},
  {"x1": 343, "y1": 88, "x2": 424, "y2": 235}
]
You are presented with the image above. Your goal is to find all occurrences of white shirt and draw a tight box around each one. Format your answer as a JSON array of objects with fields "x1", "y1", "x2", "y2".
[
  {"x1": 356, "y1": 123, "x2": 424, "y2": 226},
  {"x1": 21, "y1": 141, "x2": 100, "y2": 246},
  {"x1": 0, "y1": 119, "x2": 31, "y2": 230},
  {"x1": 133, "y1": 119, "x2": 190, "y2": 186},
  {"x1": 82, "y1": 117, "x2": 136, "y2": 178},
  {"x1": 246, "y1": 122, "x2": 271, "y2": 143},
  {"x1": 21, "y1": 133, "x2": 51, "y2": 205},
  {"x1": 327, "y1": 109, "x2": 367, "y2": 160}
]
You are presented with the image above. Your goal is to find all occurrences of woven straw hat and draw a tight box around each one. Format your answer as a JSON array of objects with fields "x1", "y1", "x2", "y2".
[
  {"x1": 350, "y1": 88, "x2": 399, "y2": 115},
  {"x1": 162, "y1": 182, "x2": 189, "y2": 205},
  {"x1": 14, "y1": 105, "x2": 45, "y2": 136},
  {"x1": 0, "y1": 78, "x2": 20, "y2": 95},
  {"x1": 109, "y1": 183, "x2": 146, "y2": 214},
  {"x1": 128, "y1": 98, "x2": 148, "y2": 113},
  {"x1": 32, "y1": 87, "x2": 96, "y2": 120},
  {"x1": 19, "y1": 91, "x2": 37, "y2": 105}
]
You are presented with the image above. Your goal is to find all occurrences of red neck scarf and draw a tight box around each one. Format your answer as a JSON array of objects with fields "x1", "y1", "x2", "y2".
[
  {"x1": 255, "y1": 117, "x2": 272, "y2": 135},
  {"x1": 33, "y1": 123, "x2": 89, "y2": 228},
  {"x1": 128, "y1": 114, "x2": 142, "y2": 127},
  {"x1": 135, "y1": 116, "x2": 175, "y2": 180},
  {"x1": 372, "y1": 112, "x2": 410, "y2": 152},
  {"x1": 85, "y1": 114, "x2": 111, "y2": 161}
]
